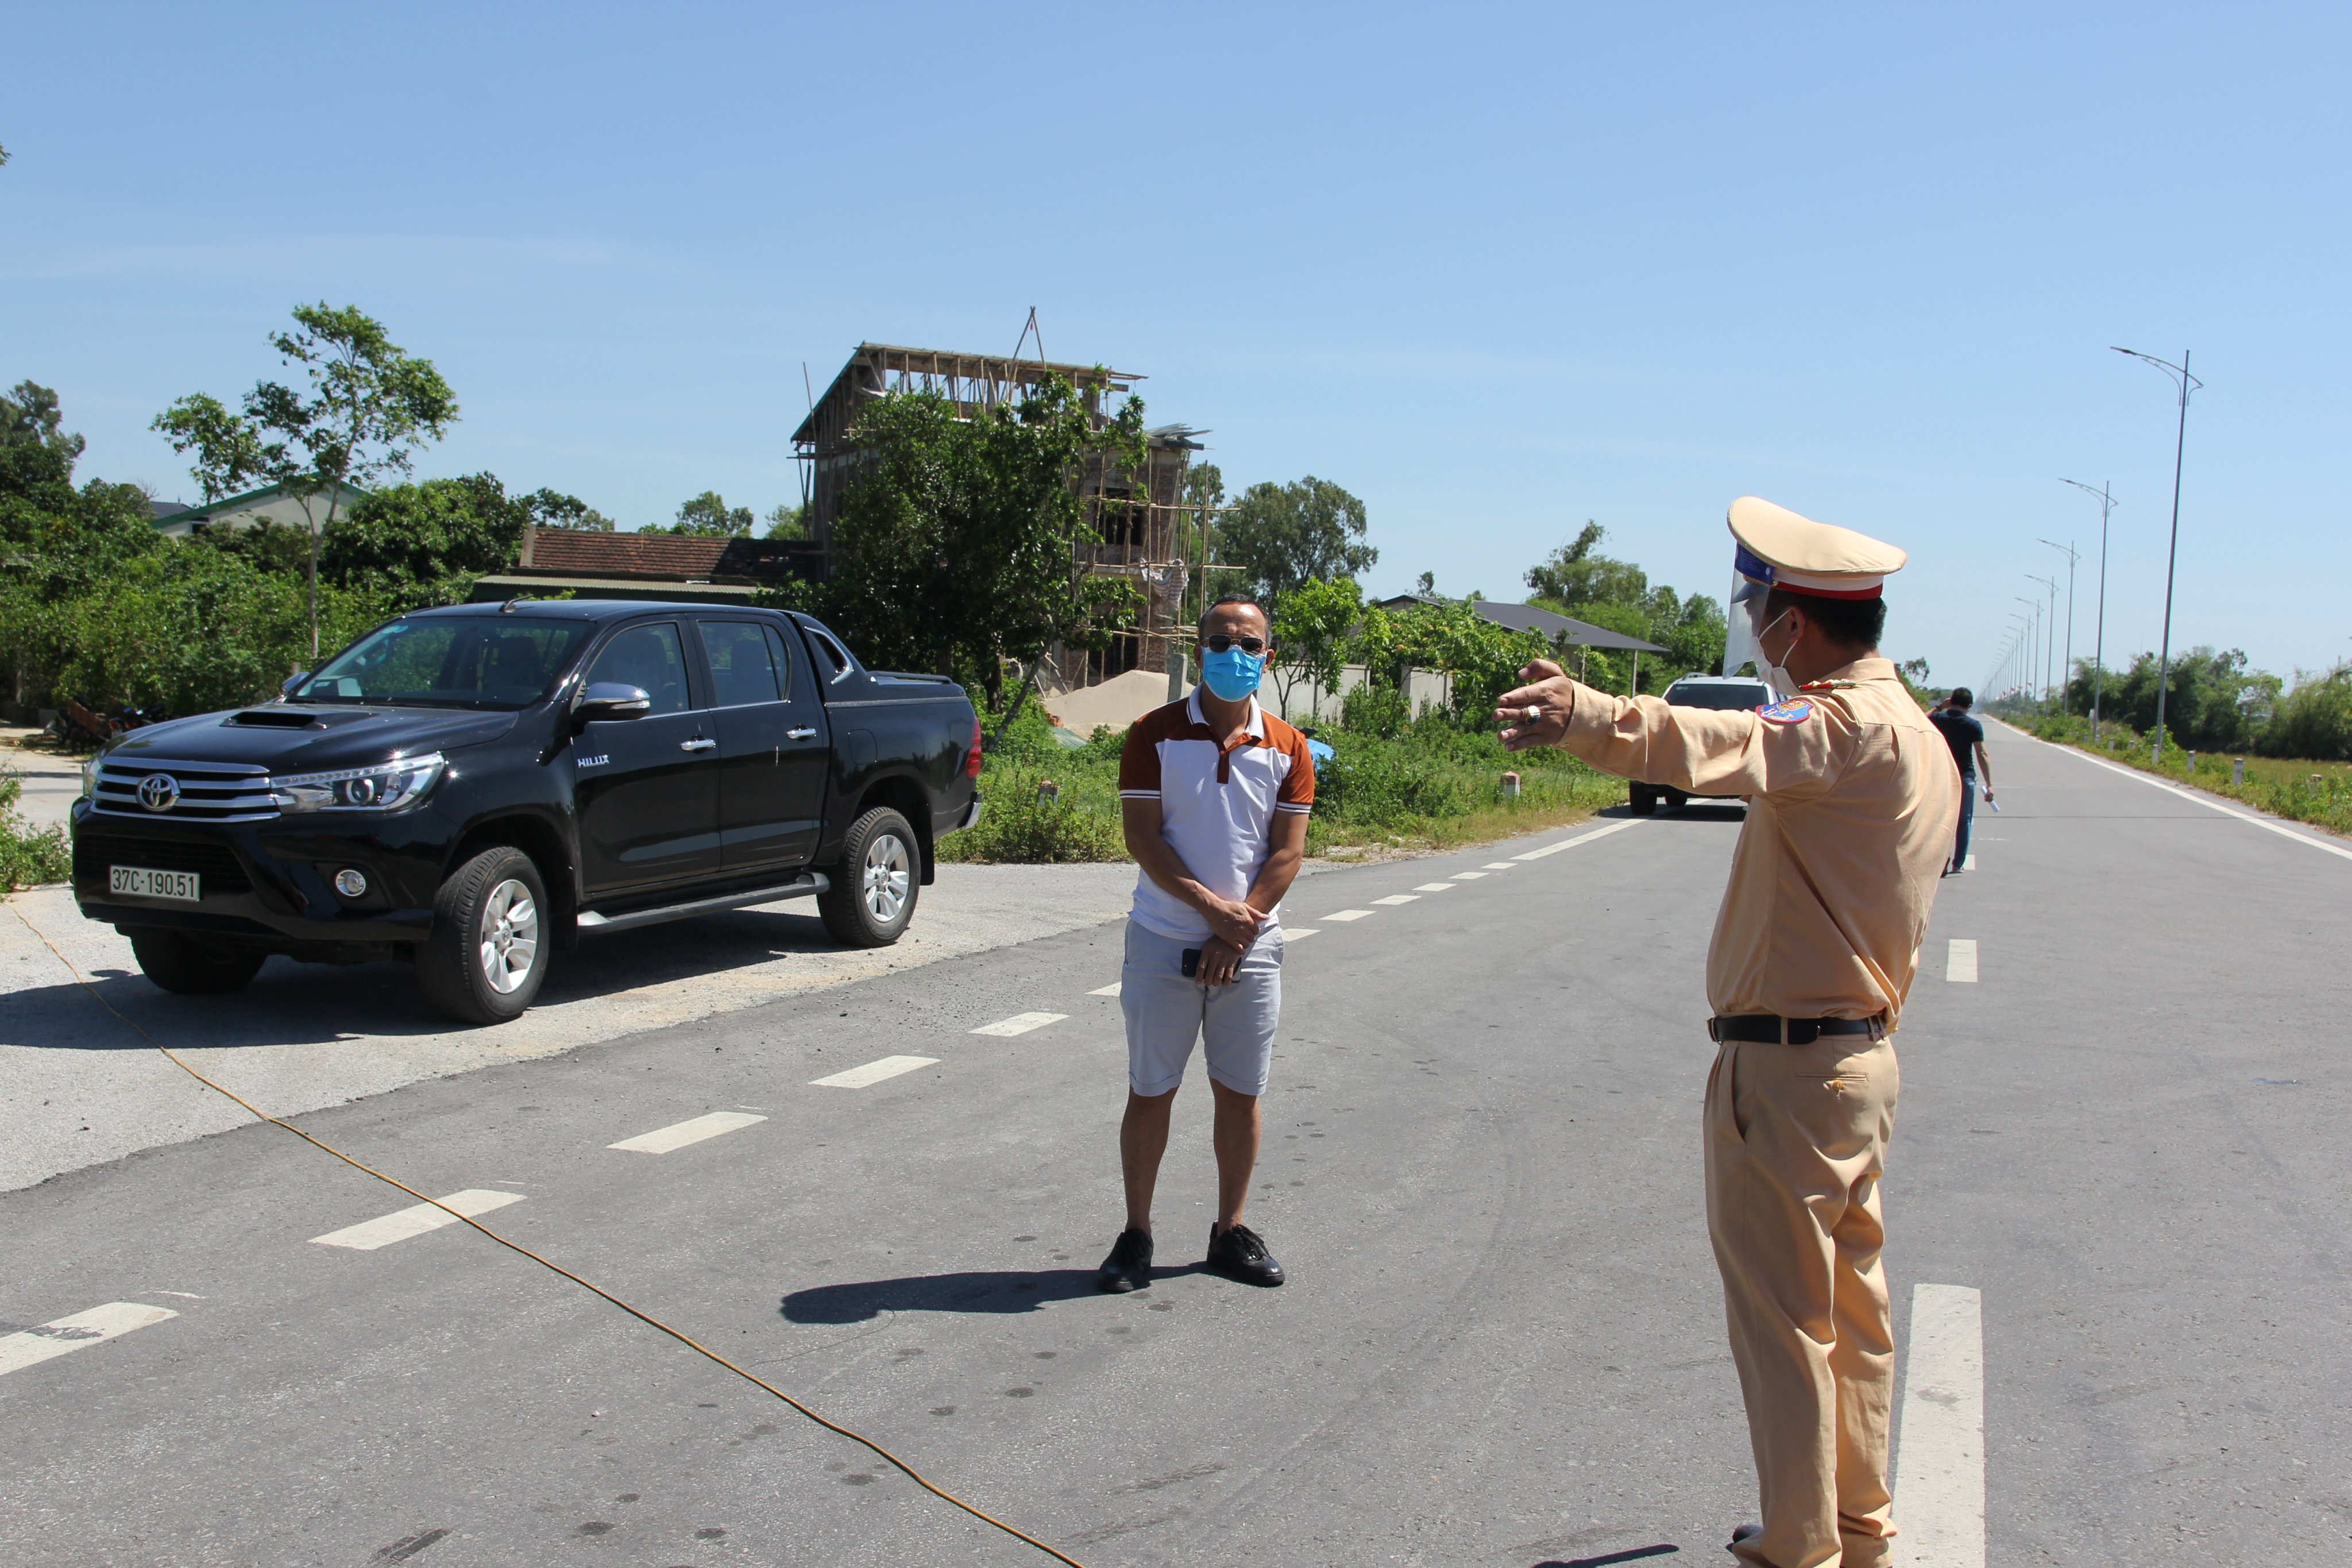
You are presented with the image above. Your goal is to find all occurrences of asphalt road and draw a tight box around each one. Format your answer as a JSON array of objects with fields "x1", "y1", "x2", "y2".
[{"x1": 2, "y1": 723, "x2": 2347, "y2": 1568}]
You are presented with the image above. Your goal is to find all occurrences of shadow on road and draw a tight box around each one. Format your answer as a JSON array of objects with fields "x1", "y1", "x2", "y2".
[
  {"x1": 781, "y1": 1266, "x2": 1208, "y2": 1322},
  {"x1": 6, "y1": 903, "x2": 844, "y2": 1051},
  {"x1": 1532, "y1": 1546, "x2": 1678, "y2": 1568}
]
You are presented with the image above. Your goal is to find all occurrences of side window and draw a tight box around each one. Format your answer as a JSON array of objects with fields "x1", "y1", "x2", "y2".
[
  {"x1": 762, "y1": 625, "x2": 797, "y2": 699},
  {"x1": 698, "y1": 621, "x2": 783, "y2": 707},
  {"x1": 585, "y1": 623, "x2": 691, "y2": 715}
]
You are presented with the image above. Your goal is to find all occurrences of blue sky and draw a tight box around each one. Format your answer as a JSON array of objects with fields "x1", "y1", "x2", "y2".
[{"x1": 5, "y1": 4, "x2": 2347, "y2": 690}]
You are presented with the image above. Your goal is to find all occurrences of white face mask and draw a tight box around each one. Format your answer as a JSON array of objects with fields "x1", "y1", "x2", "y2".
[{"x1": 1752, "y1": 607, "x2": 1799, "y2": 694}]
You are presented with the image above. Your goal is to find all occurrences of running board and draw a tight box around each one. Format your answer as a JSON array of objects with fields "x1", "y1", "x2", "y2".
[{"x1": 577, "y1": 872, "x2": 829, "y2": 933}]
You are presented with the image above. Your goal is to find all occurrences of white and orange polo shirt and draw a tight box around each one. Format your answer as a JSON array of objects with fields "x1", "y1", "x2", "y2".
[{"x1": 1118, "y1": 691, "x2": 1316, "y2": 941}]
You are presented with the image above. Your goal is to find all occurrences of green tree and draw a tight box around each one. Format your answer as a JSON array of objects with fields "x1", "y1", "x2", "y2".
[
  {"x1": 1218, "y1": 476, "x2": 1376, "y2": 613},
  {"x1": 1268, "y1": 576, "x2": 1364, "y2": 716},
  {"x1": 816, "y1": 369, "x2": 1148, "y2": 707},
  {"x1": 523, "y1": 490, "x2": 616, "y2": 531},
  {"x1": 643, "y1": 491, "x2": 754, "y2": 536},
  {"x1": 1525, "y1": 521, "x2": 1651, "y2": 608},
  {"x1": 321, "y1": 473, "x2": 534, "y2": 601},
  {"x1": 763, "y1": 502, "x2": 808, "y2": 540},
  {"x1": 153, "y1": 302, "x2": 459, "y2": 658},
  {"x1": 2264, "y1": 664, "x2": 2352, "y2": 760}
]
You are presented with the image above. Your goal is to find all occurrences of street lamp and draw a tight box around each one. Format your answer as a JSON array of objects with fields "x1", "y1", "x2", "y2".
[
  {"x1": 2014, "y1": 597, "x2": 2043, "y2": 705},
  {"x1": 2025, "y1": 574, "x2": 2059, "y2": 708},
  {"x1": 2114, "y1": 347, "x2": 2202, "y2": 760},
  {"x1": 2037, "y1": 540, "x2": 2079, "y2": 716},
  {"x1": 2059, "y1": 478, "x2": 2117, "y2": 737},
  {"x1": 2007, "y1": 611, "x2": 2034, "y2": 705}
]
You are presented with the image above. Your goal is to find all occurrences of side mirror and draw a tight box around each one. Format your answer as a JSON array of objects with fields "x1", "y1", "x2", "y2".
[{"x1": 574, "y1": 682, "x2": 651, "y2": 728}]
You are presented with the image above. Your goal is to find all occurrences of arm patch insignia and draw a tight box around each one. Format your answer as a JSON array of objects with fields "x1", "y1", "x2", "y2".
[{"x1": 1757, "y1": 698, "x2": 1814, "y2": 725}]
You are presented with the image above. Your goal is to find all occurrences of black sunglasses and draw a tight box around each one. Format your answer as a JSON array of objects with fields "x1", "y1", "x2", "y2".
[{"x1": 1202, "y1": 635, "x2": 1268, "y2": 655}]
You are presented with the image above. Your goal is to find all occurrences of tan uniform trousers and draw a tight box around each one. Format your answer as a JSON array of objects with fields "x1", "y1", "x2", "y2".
[{"x1": 1704, "y1": 1033, "x2": 1900, "y2": 1568}]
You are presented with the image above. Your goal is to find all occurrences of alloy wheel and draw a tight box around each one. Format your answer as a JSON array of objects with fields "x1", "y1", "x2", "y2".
[
  {"x1": 477, "y1": 878, "x2": 540, "y2": 994},
  {"x1": 862, "y1": 833, "x2": 911, "y2": 924}
]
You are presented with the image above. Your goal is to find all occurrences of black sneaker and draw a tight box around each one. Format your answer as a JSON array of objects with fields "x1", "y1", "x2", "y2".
[
  {"x1": 1097, "y1": 1227, "x2": 1153, "y2": 1293},
  {"x1": 1204, "y1": 1223, "x2": 1284, "y2": 1287}
]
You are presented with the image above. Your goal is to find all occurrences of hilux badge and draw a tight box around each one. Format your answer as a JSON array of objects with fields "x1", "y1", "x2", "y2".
[
  {"x1": 137, "y1": 773, "x2": 180, "y2": 812},
  {"x1": 576, "y1": 755, "x2": 609, "y2": 768}
]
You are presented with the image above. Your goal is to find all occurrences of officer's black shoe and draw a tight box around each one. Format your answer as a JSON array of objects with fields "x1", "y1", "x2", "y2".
[
  {"x1": 1097, "y1": 1227, "x2": 1153, "y2": 1293},
  {"x1": 1205, "y1": 1222, "x2": 1285, "y2": 1287},
  {"x1": 1727, "y1": 1523, "x2": 1764, "y2": 1557}
]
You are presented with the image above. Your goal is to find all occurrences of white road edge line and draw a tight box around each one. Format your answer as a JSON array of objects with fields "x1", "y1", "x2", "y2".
[
  {"x1": 970, "y1": 1011, "x2": 1069, "y2": 1037},
  {"x1": 1894, "y1": 1282, "x2": 1985, "y2": 1568},
  {"x1": 310, "y1": 1189, "x2": 526, "y2": 1251},
  {"x1": 811, "y1": 1055, "x2": 938, "y2": 1089},
  {"x1": 1088, "y1": 982, "x2": 1122, "y2": 997},
  {"x1": 1945, "y1": 939, "x2": 1978, "y2": 983},
  {"x1": 2016, "y1": 724, "x2": 2352, "y2": 865},
  {"x1": 1512, "y1": 817, "x2": 1647, "y2": 861},
  {"x1": 0, "y1": 1302, "x2": 178, "y2": 1379},
  {"x1": 608, "y1": 1111, "x2": 767, "y2": 1154}
]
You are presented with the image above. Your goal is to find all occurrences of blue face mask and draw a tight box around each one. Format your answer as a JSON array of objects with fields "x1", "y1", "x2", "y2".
[{"x1": 1199, "y1": 646, "x2": 1265, "y2": 702}]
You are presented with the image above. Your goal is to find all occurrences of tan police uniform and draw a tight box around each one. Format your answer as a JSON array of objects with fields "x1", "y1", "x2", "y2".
[{"x1": 1547, "y1": 498, "x2": 1960, "y2": 1568}]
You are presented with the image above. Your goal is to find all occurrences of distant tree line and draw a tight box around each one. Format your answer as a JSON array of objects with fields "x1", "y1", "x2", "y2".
[{"x1": 2017, "y1": 648, "x2": 2352, "y2": 760}]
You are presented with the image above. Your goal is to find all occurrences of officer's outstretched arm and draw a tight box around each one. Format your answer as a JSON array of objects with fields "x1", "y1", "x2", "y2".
[{"x1": 1548, "y1": 682, "x2": 1852, "y2": 798}]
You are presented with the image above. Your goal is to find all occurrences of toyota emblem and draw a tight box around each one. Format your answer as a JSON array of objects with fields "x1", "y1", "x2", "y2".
[{"x1": 136, "y1": 773, "x2": 181, "y2": 812}]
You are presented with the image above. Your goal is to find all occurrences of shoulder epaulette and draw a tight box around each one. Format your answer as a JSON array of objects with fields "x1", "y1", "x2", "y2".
[{"x1": 1797, "y1": 679, "x2": 1859, "y2": 692}]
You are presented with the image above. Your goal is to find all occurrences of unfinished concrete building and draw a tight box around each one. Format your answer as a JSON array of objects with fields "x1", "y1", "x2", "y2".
[{"x1": 791, "y1": 343, "x2": 1204, "y2": 691}]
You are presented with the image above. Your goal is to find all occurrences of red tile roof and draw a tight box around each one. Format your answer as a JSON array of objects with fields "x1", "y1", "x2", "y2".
[{"x1": 526, "y1": 530, "x2": 732, "y2": 578}]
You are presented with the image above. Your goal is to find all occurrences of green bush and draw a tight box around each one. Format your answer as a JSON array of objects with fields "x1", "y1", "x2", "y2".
[
  {"x1": 0, "y1": 768, "x2": 69, "y2": 890},
  {"x1": 940, "y1": 764, "x2": 1127, "y2": 863}
]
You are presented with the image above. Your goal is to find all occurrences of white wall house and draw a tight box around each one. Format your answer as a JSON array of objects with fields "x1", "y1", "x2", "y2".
[{"x1": 149, "y1": 481, "x2": 369, "y2": 539}]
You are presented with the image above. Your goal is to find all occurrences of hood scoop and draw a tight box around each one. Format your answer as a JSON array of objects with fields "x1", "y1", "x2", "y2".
[{"x1": 225, "y1": 706, "x2": 374, "y2": 731}]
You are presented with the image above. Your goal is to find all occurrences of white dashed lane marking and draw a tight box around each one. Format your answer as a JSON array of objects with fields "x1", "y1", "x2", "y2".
[
  {"x1": 1285, "y1": 928, "x2": 1319, "y2": 940},
  {"x1": 1481, "y1": 863, "x2": 1517, "y2": 870},
  {"x1": 1371, "y1": 894, "x2": 1418, "y2": 906},
  {"x1": 1412, "y1": 883, "x2": 1457, "y2": 893},
  {"x1": 970, "y1": 1011, "x2": 1069, "y2": 1037},
  {"x1": 811, "y1": 1055, "x2": 938, "y2": 1089},
  {"x1": 1893, "y1": 1283, "x2": 1986, "y2": 1567},
  {"x1": 1451, "y1": 871, "x2": 1487, "y2": 880},
  {"x1": 607, "y1": 1111, "x2": 766, "y2": 1154},
  {"x1": 1945, "y1": 939, "x2": 1978, "y2": 983},
  {"x1": 0, "y1": 1302, "x2": 178, "y2": 1379},
  {"x1": 1323, "y1": 910, "x2": 1376, "y2": 922},
  {"x1": 1963, "y1": 853, "x2": 1976, "y2": 871},
  {"x1": 310, "y1": 1189, "x2": 526, "y2": 1251},
  {"x1": 1088, "y1": 982, "x2": 1122, "y2": 997}
]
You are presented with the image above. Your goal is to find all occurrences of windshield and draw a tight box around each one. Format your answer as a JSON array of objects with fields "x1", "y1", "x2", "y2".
[
  {"x1": 295, "y1": 617, "x2": 593, "y2": 709},
  {"x1": 1667, "y1": 681, "x2": 1772, "y2": 711}
]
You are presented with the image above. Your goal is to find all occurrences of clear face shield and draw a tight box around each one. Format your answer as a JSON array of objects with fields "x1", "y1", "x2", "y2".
[{"x1": 1722, "y1": 573, "x2": 1773, "y2": 677}]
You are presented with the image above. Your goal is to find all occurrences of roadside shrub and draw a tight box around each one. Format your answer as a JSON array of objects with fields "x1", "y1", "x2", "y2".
[
  {"x1": 0, "y1": 768, "x2": 69, "y2": 890},
  {"x1": 939, "y1": 765, "x2": 1127, "y2": 863}
]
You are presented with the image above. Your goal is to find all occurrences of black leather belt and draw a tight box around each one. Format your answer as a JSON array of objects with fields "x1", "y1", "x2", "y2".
[{"x1": 1708, "y1": 1014, "x2": 1887, "y2": 1045}]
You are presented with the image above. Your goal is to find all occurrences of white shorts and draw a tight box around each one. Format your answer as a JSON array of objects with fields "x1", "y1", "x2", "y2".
[{"x1": 1120, "y1": 919, "x2": 1284, "y2": 1098}]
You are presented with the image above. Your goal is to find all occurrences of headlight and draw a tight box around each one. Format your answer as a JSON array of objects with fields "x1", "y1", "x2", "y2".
[
  {"x1": 80, "y1": 756, "x2": 101, "y2": 800},
  {"x1": 269, "y1": 752, "x2": 445, "y2": 813}
]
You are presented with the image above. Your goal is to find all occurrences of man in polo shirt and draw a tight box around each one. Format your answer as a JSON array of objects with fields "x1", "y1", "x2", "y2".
[{"x1": 1096, "y1": 597, "x2": 1315, "y2": 1294}]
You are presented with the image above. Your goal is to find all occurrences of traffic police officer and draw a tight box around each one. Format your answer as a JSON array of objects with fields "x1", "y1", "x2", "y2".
[{"x1": 1496, "y1": 497, "x2": 1961, "y2": 1568}]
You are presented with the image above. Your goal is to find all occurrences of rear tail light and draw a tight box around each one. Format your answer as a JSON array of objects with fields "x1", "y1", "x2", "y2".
[{"x1": 966, "y1": 712, "x2": 984, "y2": 777}]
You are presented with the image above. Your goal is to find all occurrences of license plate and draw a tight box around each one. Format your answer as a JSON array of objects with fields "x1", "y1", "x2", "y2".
[{"x1": 111, "y1": 866, "x2": 200, "y2": 902}]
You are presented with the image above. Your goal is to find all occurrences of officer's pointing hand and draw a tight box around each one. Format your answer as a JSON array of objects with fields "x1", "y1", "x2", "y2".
[{"x1": 1495, "y1": 660, "x2": 1574, "y2": 752}]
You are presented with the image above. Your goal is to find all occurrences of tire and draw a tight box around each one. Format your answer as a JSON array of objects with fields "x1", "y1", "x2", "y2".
[
  {"x1": 1664, "y1": 788, "x2": 1690, "y2": 811},
  {"x1": 1629, "y1": 783, "x2": 1659, "y2": 817},
  {"x1": 416, "y1": 845, "x2": 550, "y2": 1025},
  {"x1": 817, "y1": 806, "x2": 919, "y2": 948},
  {"x1": 129, "y1": 930, "x2": 267, "y2": 995}
]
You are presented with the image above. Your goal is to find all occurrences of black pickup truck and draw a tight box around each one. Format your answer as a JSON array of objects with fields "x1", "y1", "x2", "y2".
[{"x1": 69, "y1": 601, "x2": 982, "y2": 1024}]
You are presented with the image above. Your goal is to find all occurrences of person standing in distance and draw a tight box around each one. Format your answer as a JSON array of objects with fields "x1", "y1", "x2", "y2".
[
  {"x1": 1926, "y1": 689, "x2": 1993, "y2": 875},
  {"x1": 1096, "y1": 596, "x2": 1314, "y2": 1294},
  {"x1": 1495, "y1": 498, "x2": 1960, "y2": 1568}
]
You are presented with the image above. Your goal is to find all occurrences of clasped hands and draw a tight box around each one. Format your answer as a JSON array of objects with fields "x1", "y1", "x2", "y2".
[
  {"x1": 1196, "y1": 895, "x2": 1267, "y2": 987},
  {"x1": 1494, "y1": 659, "x2": 1575, "y2": 752}
]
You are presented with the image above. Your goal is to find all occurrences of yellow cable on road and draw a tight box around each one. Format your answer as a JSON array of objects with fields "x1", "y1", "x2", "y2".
[{"x1": 11, "y1": 904, "x2": 1088, "y2": 1568}]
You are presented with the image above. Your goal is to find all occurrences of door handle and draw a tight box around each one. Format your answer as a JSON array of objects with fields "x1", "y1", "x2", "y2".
[
  {"x1": 680, "y1": 737, "x2": 718, "y2": 753},
  {"x1": 785, "y1": 727, "x2": 818, "y2": 740}
]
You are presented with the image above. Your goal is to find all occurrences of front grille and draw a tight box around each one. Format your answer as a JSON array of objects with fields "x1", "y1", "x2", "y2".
[
  {"x1": 74, "y1": 831, "x2": 254, "y2": 893},
  {"x1": 92, "y1": 755, "x2": 277, "y2": 822}
]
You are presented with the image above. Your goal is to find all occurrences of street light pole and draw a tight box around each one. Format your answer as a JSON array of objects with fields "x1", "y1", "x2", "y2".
[
  {"x1": 2037, "y1": 540, "x2": 2079, "y2": 716},
  {"x1": 2007, "y1": 611, "x2": 2033, "y2": 705},
  {"x1": 2113, "y1": 348, "x2": 2202, "y2": 760},
  {"x1": 2015, "y1": 597, "x2": 2044, "y2": 706},
  {"x1": 2060, "y1": 478, "x2": 2116, "y2": 737},
  {"x1": 2025, "y1": 574, "x2": 2059, "y2": 707}
]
